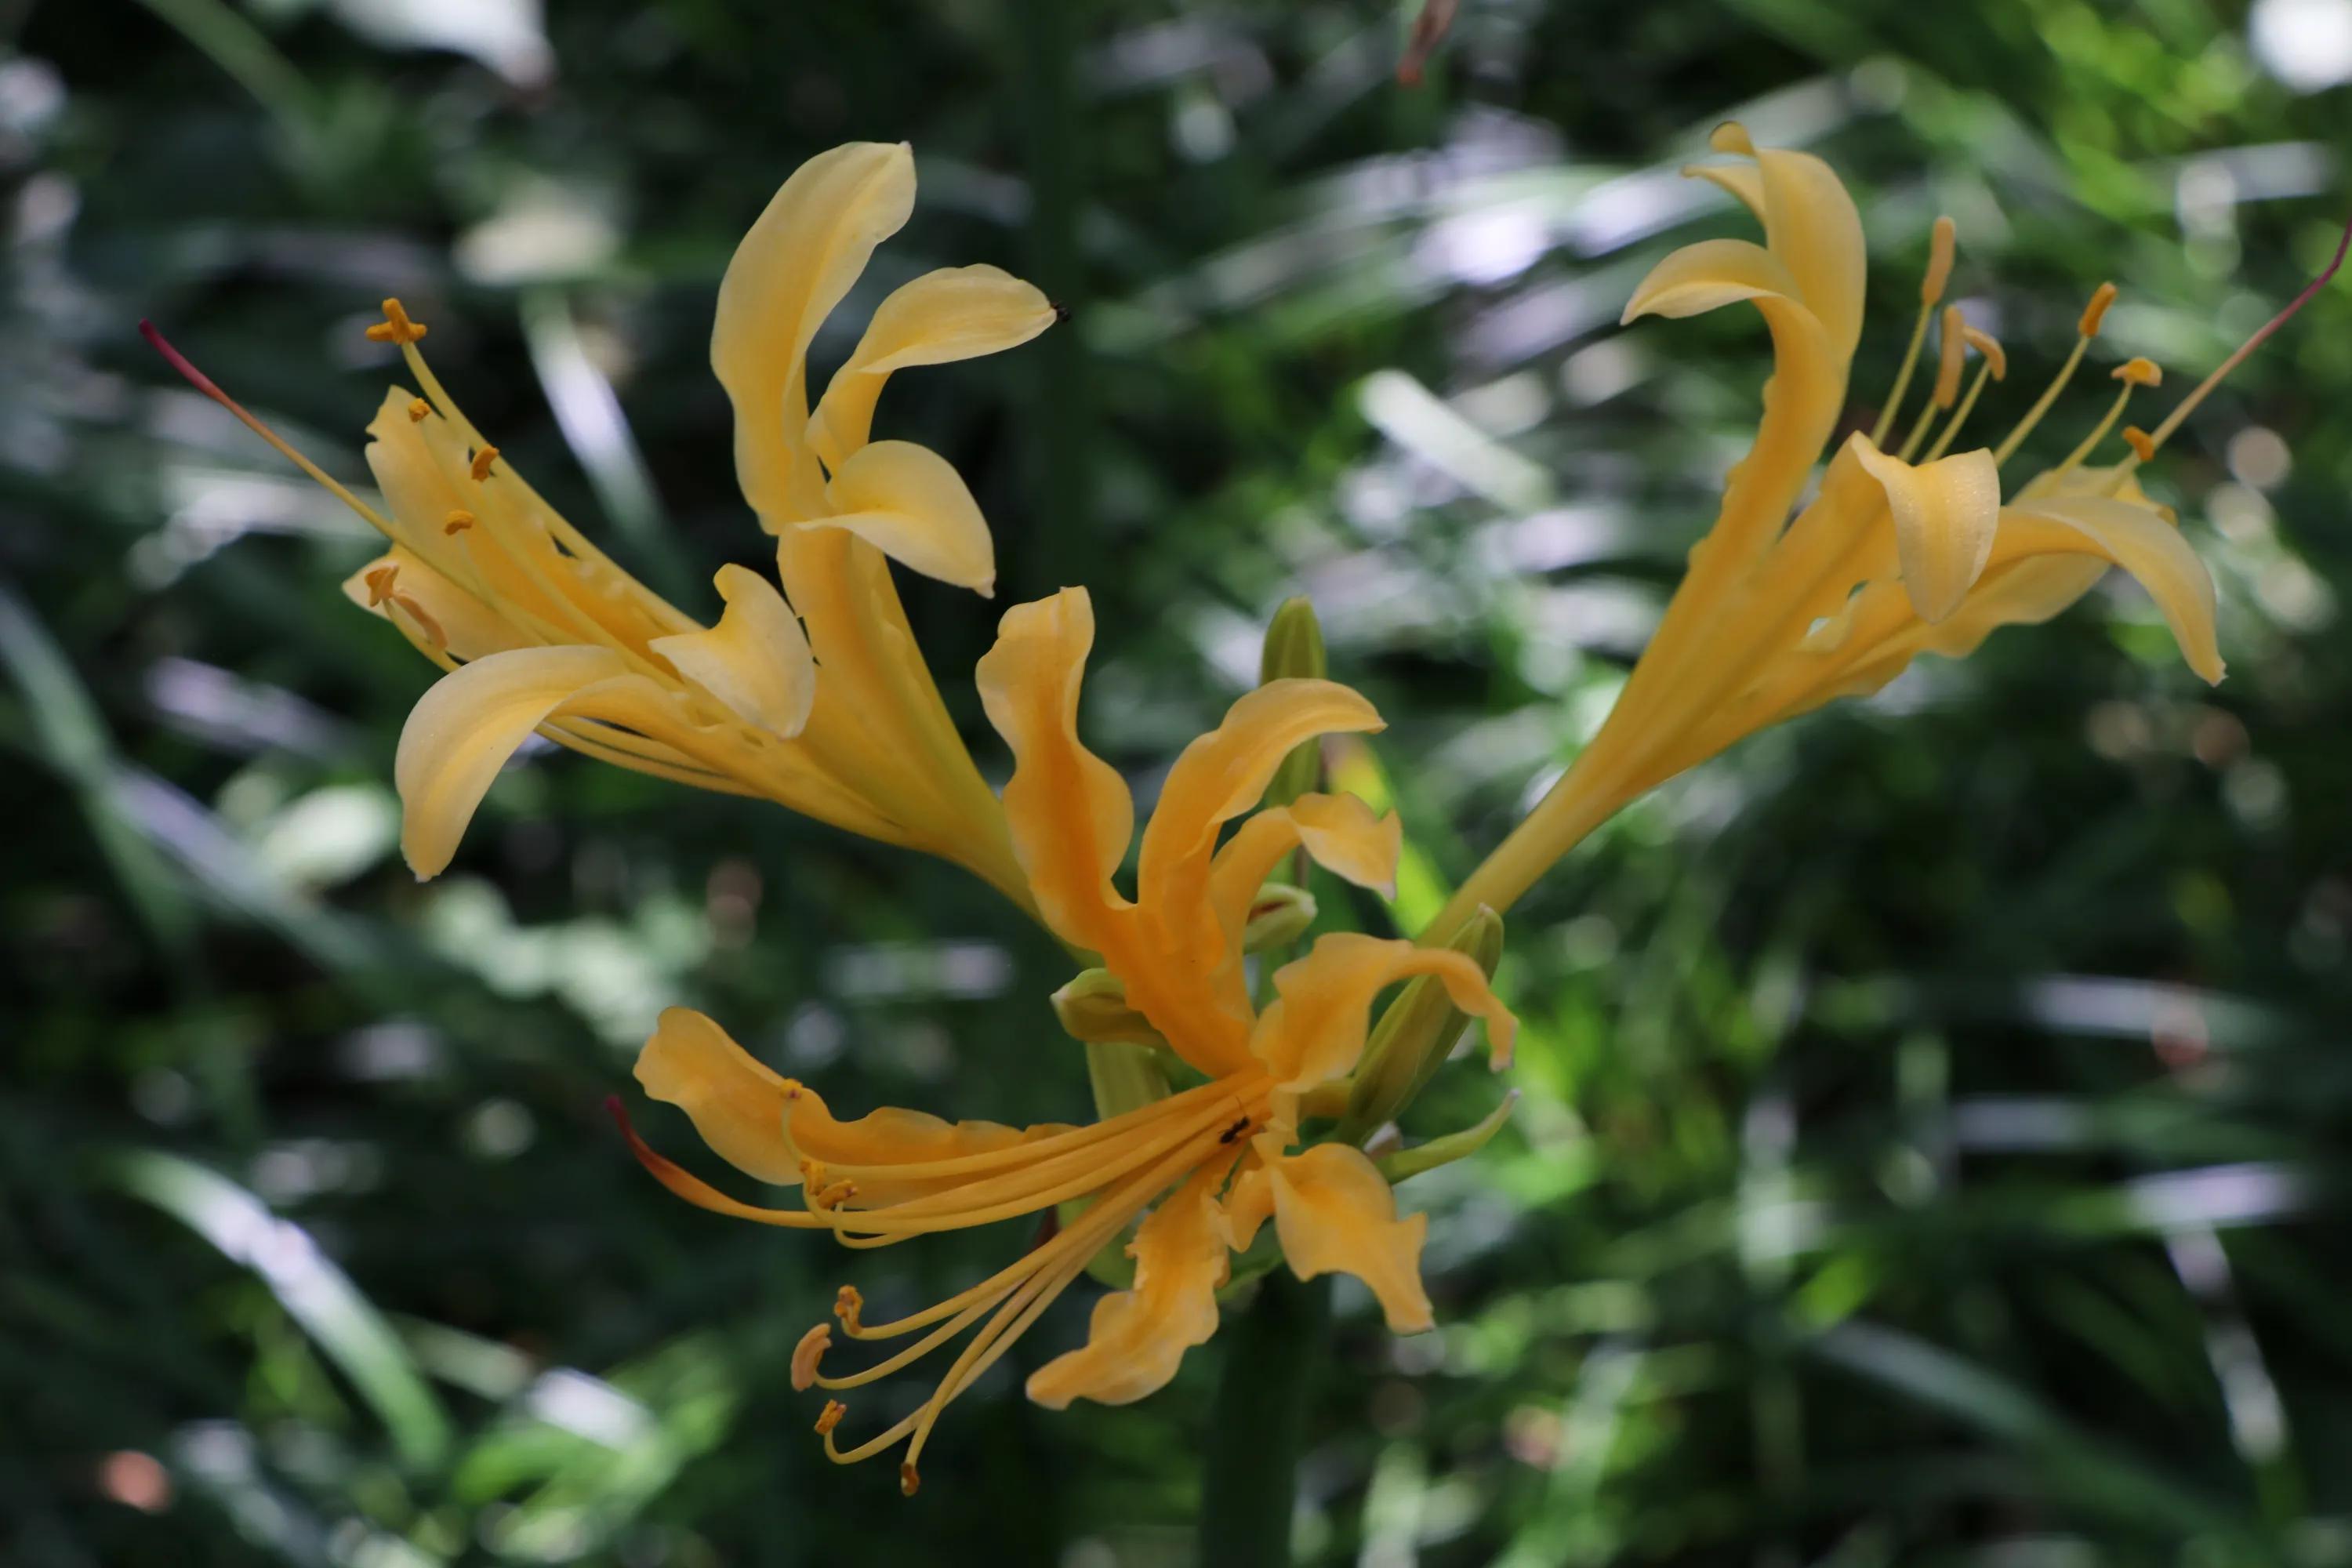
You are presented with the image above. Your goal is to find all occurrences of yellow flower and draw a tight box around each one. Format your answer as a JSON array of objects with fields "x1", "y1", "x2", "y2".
[
  {"x1": 613, "y1": 586, "x2": 1515, "y2": 1493},
  {"x1": 147, "y1": 143, "x2": 1056, "y2": 904},
  {"x1": 1435, "y1": 122, "x2": 2341, "y2": 932}
]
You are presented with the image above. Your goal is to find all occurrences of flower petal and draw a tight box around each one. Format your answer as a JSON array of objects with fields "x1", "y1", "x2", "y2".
[
  {"x1": 780, "y1": 1080, "x2": 1071, "y2": 1207},
  {"x1": 649, "y1": 564, "x2": 815, "y2": 737},
  {"x1": 1848, "y1": 434, "x2": 2002, "y2": 622},
  {"x1": 1208, "y1": 792, "x2": 1399, "y2": 942},
  {"x1": 974, "y1": 588, "x2": 1135, "y2": 953},
  {"x1": 808, "y1": 264, "x2": 1055, "y2": 470},
  {"x1": 393, "y1": 644, "x2": 635, "y2": 877},
  {"x1": 635, "y1": 1007, "x2": 801, "y2": 1185},
  {"x1": 809, "y1": 439, "x2": 996, "y2": 593},
  {"x1": 1135, "y1": 684, "x2": 1385, "y2": 1021},
  {"x1": 1998, "y1": 495, "x2": 2224, "y2": 683},
  {"x1": 713, "y1": 143, "x2": 915, "y2": 525},
  {"x1": 1250, "y1": 931, "x2": 1517, "y2": 1091},
  {"x1": 1261, "y1": 1139, "x2": 1434, "y2": 1334},
  {"x1": 1025, "y1": 1158, "x2": 1234, "y2": 1409},
  {"x1": 1621, "y1": 236, "x2": 1802, "y2": 323}
]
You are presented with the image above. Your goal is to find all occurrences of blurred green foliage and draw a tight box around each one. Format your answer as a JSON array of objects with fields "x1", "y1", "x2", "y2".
[{"x1": 5, "y1": 0, "x2": 2350, "y2": 1564}]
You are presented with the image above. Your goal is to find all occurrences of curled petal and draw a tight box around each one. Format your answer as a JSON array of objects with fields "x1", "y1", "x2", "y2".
[
  {"x1": 974, "y1": 589, "x2": 1135, "y2": 953},
  {"x1": 1209, "y1": 793, "x2": 1399, "y2": 942},
  {"x1": 1848, "y1": 434, "x2": 2002, "y2": 623},
  {"x1": 1997, "y1": 495, "x2": 2224, "y2": 683},
  {"x1": 811, "y1": 439, "x2": 996, "y2": 594},
  {"x1": 634, "y1": 1007, "x2": 801, "y2": 1185},
  {"x1": 393, "y1": 644, "x2": 640, "y2": 877},
  {"x1": 1025, "y1": 1158, "x2": 1233, "y2": 1410},
  {"x1": 713, "y1": 142, "x2": 916, "y2": 524},
  {"x1": 1251, "y1": 931, "x2": 1517, "y2": 1091},
  {"x1": 808, "y1": 264, "x2": 1056, "y2": 468},
  {"x1": 1259, "y1": 1138, "x2": 1434, "y2": 1334},
  {"x1": 650, "y1": 564, "x2": 815, "y2": 737},
  {"x1": 1622, "y1": 237, "x2": 1802, "y2": 325}
]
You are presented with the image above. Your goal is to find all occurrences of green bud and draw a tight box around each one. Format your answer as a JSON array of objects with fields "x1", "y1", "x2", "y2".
[
  {"x1": 1052, "y1": 967, "x2": 1164, "y2": 1049},
  {"x1": 1338, "y1": 906, "x2": 1504, "y2": 1141},
  {"x1": 1259, "y1": 597, "x2": 1327, "y2": 811},
  {"x1": 1375, "y1": 1089, "x2": 1520, "y2": 1184},
  {"x1": 1242, "y1": 883, "x2": 1318, "y2": 953}
]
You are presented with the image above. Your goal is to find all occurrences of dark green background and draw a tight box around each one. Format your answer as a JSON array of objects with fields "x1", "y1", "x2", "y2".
[{"x1": 6, "y1": 1, "x2": 2350, "y2": 1563}]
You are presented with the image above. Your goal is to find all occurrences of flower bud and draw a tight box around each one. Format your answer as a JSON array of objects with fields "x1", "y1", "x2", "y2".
[
  {"x1": 1338, "y1": 906, "x2": 1504, "y2": 1140},
  {"x1": 1242, "y1": 883, "x2": 1319, "y2": 953},
  {"x1": 1259, "y1": 597, "x2": 1327, "y2": 811},
  {"x1": 1051, "y1": 969, "x2": 1173, "y2": 1120}
]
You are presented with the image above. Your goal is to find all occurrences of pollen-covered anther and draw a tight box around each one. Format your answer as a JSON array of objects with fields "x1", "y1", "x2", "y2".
[
  {"x1": 2113, "y1": 357, "x2": 2162, "y2": 388},
  {"x1": 2122, "y1": 425, "x2": 2158, "y2": 463},
  {"x1": 813, "y1": 1179, "x2": 858, "y2": 1210},
  {"x1": 443, "y1": 509, "x2": 476, "y2": 535},
  {"x1": 814, "y1": 1399, "x2": 847, "y2": 1436},
  {"x1": 365, "y1": 298, "x2": 428, "y2": 345},
  {"x1": 469, "y1": 445, "x2": 501, "y2": 482},
  {"x1": 1922, "y1": 215, "x2": 1957, "y2": 306},
  {"x1": 406, "y1": 397, "x2": 430, "y2": 423},
  {"x1": 791, "y1": 1323, "x2": 831, "y2": 1390},
  {"x1": 899, "y1": 1461, "x2": 920, "y2": 1497},
  {"x1": 833, "y1": 1284, "x2": 865, "y2": 1332},
  {"x1": 2079, "y1": 282, "x2": 2119, "y2": 337},
  {"x1": 1962, "y1": 325, "x2": 2007, "y2": 379},
  {"x1": 362, "y1": 564, "x2": 399, "y2": 606}
]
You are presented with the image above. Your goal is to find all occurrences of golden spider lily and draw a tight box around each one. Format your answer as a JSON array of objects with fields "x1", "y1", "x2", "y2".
[
  {"x1": 611, "y1": 586, "x2": 1515, "y2": 1494},
  {"x1": 1432, "y1": 122, "x2": 2347, "y2": 933},
  {"x1": 145, "y1": 142, "x2": 1055, "y2": 904}
]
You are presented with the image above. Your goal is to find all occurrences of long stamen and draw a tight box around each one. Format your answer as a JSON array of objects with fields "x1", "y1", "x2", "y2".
[
  {"x1": 1897, "y1": 303, "x2": 1968, "y2": 461},
  {"x1": 1871, "y1": 215, "x2": 1957, "y2": 447},
  {"x1": 2132, "y1": 209, "x2": 2352, "y2": 462},
  {"x1": 2051, "y1": 358, "x2": 2161, "y2": 480},
  {"x1": 1922, "y1": 325, "x2": 2007, "y2": 463},
  {"x1": 140, "y1": 321, "x2": 397, "y2": 535},
  {"x1": 1992, "y1": 282, "x2": 2115, "y2": 468}
]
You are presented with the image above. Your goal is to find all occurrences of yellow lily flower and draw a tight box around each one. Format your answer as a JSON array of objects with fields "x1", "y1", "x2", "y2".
[
  {"x1": 612, "y1": 586, "x2": 1516, "y2": 1494},
  {"x1": 1435, "y1": 122, "x2": 2342, "y2": 932},
  {"x1": 147, "y1": 142, "x2": 1055, "y2": 905}
]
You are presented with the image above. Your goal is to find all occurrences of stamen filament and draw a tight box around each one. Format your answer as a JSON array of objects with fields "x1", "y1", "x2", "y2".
[
  {"x1": 1991, "y1": 281, "x2": 2115, "y2": 468},
  {"x1": 1869, "y1": 216, "x2": 1957, "y2": 448}
]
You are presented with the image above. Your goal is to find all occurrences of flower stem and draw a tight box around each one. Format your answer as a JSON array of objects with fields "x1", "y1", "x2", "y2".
[{"x1": 1197, "y1": 1272, "x2": 1332, "y2": 1568}]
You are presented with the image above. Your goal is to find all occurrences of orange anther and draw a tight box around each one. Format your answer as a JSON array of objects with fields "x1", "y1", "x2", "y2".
[
  {"x1": 406, "y1": 397, "x2": 430, "y2": 423},
  {"x1": 1933, "y1": 304, "x2": 1967, "y2": 408},
  {"x1": 362, "y1": 564, "x2": 399, "y2": 605},
  {"x1": 1922, "y1": 216, "x2": 1957, "y2": 306},
  {"x1": 814, "y1": 1399, "x2": 846, "y2": 1436},
  {"x1": 899, "y1": 1461, "x2": 920, "y2": 1497},
  {"x1": 791, "y1": 1323, "x2": 831, "y2": 1391},
  {"x1": 365, "y1": 299, "x2": 428, "y2": 345},
  {"x1": 2122, "y1": 426, "x2": 2157, "y2": 462},
  {"x1": 833, "y1": 1285, "x2": 865, "y2": 1332},
  {"x1": 1961, "y1": 325, "x2": 2007, "y2": 380},
  {"x1": 469, "y1": 445, "x2": 499, "y2": 482},
  {"x1": 2079, "y1": 282, "x2": 2118, "y2": 337},
  {"x1": 443, "y1": 510, "x2": 475, "y2": 534},
  {"x1": 2112, "y1": 357, "x2": 2162, "y2": 388}
]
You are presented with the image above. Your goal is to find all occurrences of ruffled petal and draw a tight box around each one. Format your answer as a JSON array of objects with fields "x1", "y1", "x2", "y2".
[
  {"x1": 341, "y1": 546, "x2": 527, "y2": 662},
  {"x1": 634, "y1": 1007, "x2": 801, "y2": 1185},
  {"x1": 974, "y1": 589, "x2": 1136, "y2": 953},
  {"x1": 1250, "y1": 931, "x2": 1517, "y2": 1091},
  {"x1": 1025, "y1": 1157, "x2": 1233, "y2": 1409},
  {"x1": 1996, "y1": 495, "x2": 2224, "y2": 683},
  {"x1": 1848, "y1": 434, "x2": 2002, "y2": 623},
  {"x1": 1722, "y1": 125, "x2": 1867, "y2": 363},
  {"x1": 808, "y1": 264, "x2": 1055, "y2": 469},
  {"x1": 810, "y1": 439, "x2": 996, "y2": 594},
  {"x1": 649, "y1": 564, "x2": 816, "y2": 737},
  {"x1": 1259, "y1": 1138, "x2": 1434, "y2": 1334},
  {"x1": 1208, "y1": 793, "x2": 1399, "y2": 942},
  {"x1": 392, "y1": 644, "x2": 638, "y2": 877},
  {"x1": 713, "y1": 143, "x2": 916, "y2": 525}
]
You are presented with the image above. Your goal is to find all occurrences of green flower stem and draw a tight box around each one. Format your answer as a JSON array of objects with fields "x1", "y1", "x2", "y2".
[{"x1": 1198, "y1": 1272, "x2": 1332, "y2": 1568}]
